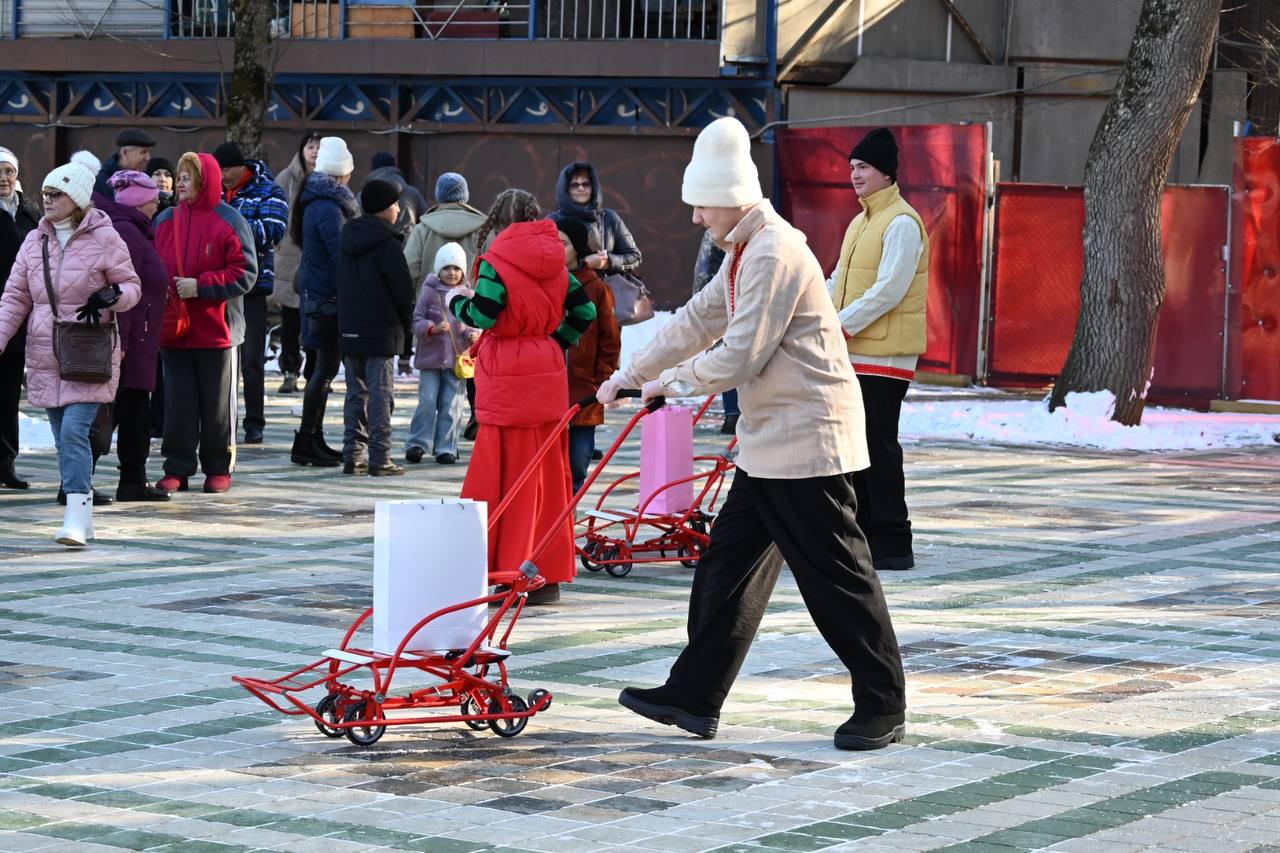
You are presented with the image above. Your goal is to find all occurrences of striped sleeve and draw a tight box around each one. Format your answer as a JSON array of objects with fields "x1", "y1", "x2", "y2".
[
  {"x1": 551, "y1": 272, "x2": 597, "y2": 348},
  {"x1": 449, "y1": 260, "x2": 506, "y2": 329}
]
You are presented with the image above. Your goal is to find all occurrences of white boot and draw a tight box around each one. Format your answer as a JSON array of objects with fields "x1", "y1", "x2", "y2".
[
  {"x1": 85, "y1": 493, "x2": 96, "y2": 541},
  {"x1": 56, "y1": 493, "x2": 91, "y2": 547}
]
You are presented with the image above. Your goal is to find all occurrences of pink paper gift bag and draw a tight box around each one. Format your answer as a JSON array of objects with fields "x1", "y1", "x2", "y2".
[{"x1": 639, "y1": 406, "x2": 694, "y2": 515}]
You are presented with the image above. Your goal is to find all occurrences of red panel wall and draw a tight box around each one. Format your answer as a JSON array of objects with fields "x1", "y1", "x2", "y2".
[
  {"x1": 989, "y1": 183, "x2": 1231, "y2": 408},
  {"x1": 1233, "y1": 138, "x2": 1280, "y2": 402},
  {"x1": 775, "y1": 124, "x2": 988, "y2": 377}
]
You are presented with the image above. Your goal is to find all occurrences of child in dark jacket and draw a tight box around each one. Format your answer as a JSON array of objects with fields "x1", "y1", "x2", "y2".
[
  {"x1": 406, "y1": 242, "x2": 478, "y2": 465},
  {"x1": 335, "y1": 180, "x2": 415, "y2": 476}
]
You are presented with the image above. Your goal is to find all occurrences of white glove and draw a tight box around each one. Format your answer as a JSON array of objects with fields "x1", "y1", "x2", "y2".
[
  {"x1": 641, "y1": 378, "x2": 666, "y2": 405},
  {"x1": 596, "y1": 377, "x2": 625, "y2": 406},
  {"x1": 175, "y1": 277, "x2": 198, "y2": 299}
]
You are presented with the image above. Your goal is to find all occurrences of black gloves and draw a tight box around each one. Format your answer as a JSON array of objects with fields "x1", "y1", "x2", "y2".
[{"x1": 76, "y1": 286, "x2": 121, "y2": 326}]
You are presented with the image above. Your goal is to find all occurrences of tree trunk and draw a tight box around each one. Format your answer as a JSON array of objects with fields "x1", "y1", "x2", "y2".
[
  {"x1": 225, "y1": 0, "x2": 275, "y2": 159},
  {"x1": 1048, "y1": 0, "x2": 1220, "y2": 425}
]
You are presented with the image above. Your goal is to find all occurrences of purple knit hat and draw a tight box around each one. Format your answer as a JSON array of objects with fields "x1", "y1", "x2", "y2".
[{"x1": 108, "y1": 169, "x2": 159, "y2": 208}]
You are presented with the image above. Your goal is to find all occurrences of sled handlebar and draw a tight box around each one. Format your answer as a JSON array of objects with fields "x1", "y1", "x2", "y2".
[{"x1": 576, "y1": 389, "x2": 665, "y2": 413}]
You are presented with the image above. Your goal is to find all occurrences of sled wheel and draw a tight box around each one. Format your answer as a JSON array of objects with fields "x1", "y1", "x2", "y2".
[
  {"x1": 314, "y1": 693, "x2": 344, "y2": 738},
  {"x1": 528, "y1": 688, "x2": 552, "y2": 711},
  {"x1": 603, "y1": 544, "x2": 633, "y2": 578},
  {"x1": 579, "y1": 540, "x2": 604, "y2": 572},
  {"x1": 678, "y1": 545, "x2": 700, "y2": 569},
  {"x1": 487, "y1": 694, "x2": 529, "y2": 738},
  {"x1": 343, "y1": 700, "x2": 386, "y2": 747},
  {"x1": 459, "y1": 693, "x2": 489, "y2": 731}
]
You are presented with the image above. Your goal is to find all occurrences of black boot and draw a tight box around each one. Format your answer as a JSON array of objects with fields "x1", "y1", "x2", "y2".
[
  {"x1": 618, "y1": 685, "x2": 719, "y2": 739},
  {"x1": 57, "y1": 487, "x2": 113, "y2": 506},
  {"x1": 116, "y1": 481, "x2": 172, "y2": 502},
  {"x1": 834, "y1": 710, "x2": 906, "y2": 751},
  {"x1": 291, "y1": 431, "x2": 340, "y2": 467},
  {"x1": 0, "y1": 459, "x2": 29, "y2": 489},
  {"x1": 314, "y1": 432, "x2": 343, "y2": 460}
]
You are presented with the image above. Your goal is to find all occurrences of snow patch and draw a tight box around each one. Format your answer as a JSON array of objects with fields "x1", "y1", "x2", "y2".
[
  {"x1": 902, "y1": 390, "x2": 1280, "y2": 451},
  {"x1": 19, "y1": 412, "x2": 56, "y2": 452}
]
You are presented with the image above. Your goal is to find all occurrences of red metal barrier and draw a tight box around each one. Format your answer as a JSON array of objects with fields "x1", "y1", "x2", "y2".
[
  {"x1": 776, "y1": 124, "x2": 989, "y2": 377},
  {"x1": 988, "y1": 183, "x2": 1231, "y2": 409},
  {"x1": 1233, "y1": 138, "x2": 1280, "y2": 402}
]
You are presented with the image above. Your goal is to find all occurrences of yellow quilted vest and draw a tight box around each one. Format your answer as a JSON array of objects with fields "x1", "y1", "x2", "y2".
[{"x1": 833, "y1": 183, "x2": 929, "y2": 357}]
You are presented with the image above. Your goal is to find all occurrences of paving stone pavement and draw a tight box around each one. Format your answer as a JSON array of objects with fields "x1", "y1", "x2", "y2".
[{"x1": 1, "y1": 381, "x2": 1278, "y2": 852}]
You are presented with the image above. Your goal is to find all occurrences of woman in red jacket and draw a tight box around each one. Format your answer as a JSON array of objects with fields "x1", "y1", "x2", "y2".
[
  {"x1": 153, "y1": 152, "x2": 257, "y2": 495},
  {"x1": 446, "y1": 190, "x2": 596, "y2": 605}
]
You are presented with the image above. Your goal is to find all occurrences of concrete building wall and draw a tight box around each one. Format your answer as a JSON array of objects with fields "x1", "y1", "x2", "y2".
[{"x1": 781, "y1": 0, "x2": 1246, "y2": 187}]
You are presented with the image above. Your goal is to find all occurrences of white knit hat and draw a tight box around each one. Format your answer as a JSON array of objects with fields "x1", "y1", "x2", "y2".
[
  {"x1": 434, "y1": 241, "x2": 467, "y2": 275},
  {"x1": 70, "y1": 149, "x2": 102, "y2": 175},
  {"x1": 43, "y1": 159, "x2": 96, "y2": 210},
  {"x1": 681, "y1": 117, "x2": 762, "y2": 208},
  {"x1": 0, "y1": 147, "x2": 17, "y2": 171},
  {"x1": 315, "y1": 136, "x2": 353, "y2": 177}
]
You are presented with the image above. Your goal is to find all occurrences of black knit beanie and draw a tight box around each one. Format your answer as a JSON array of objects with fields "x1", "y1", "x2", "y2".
[
  {"x1": 212, "y1": 142, "x2": 246, "y2": 170},
  {"x1": 361, "y1": 179, "x2": 401, "y2": 215},
  {"x1": 848, "y1": 128, "x2": 899, "y2": 183},
  {"x1": 556, "y1": 216, "x2": 593, "y2": 261}
]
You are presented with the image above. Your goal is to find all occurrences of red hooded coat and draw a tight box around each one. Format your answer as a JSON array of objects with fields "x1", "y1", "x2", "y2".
[
  {"x1": 461, "y1": 219, "x2": 576, "y2": 584},
  {"x1": 153, "y1": 153, "x2": 258, "y2": 350}
]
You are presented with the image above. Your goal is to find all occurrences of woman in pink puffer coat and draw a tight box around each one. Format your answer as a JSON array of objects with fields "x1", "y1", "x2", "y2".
[{"x1": 0, "y1": 156, "x2": 140, "y2": 546}]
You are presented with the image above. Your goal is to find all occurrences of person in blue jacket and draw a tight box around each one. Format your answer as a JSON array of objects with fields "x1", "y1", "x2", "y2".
[{"x1": 290, "y1": 137, "x2": 358, "y2": 467}]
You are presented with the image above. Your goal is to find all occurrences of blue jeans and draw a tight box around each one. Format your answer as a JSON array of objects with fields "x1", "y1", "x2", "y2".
[
  {"x1": 722, "y1": 388, "x2": 740, "y2": 417},
  {"x1": 47, "y1": 403, "x2": 100, "y2": 494},
  {"x1": 407, "y1": 369, "x2": 461, "y2": 457},
  {"x1": 568, "y1": 425, "x2": 596, "y2": 494}
]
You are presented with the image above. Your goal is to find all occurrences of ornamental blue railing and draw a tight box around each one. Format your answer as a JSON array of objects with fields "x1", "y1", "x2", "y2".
[{"x1": 0, "y1": 0, "x2": 718, "y2": 40}]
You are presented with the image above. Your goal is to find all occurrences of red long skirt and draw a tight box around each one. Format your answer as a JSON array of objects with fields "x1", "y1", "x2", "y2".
[{"x1": 461, "y1": 422, "x2": 576, "y2": 584}]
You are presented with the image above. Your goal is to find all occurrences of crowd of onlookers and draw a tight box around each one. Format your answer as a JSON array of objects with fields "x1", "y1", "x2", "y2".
[{"x1": 0, "y1": 128, "x2": 640, "y2": 560}]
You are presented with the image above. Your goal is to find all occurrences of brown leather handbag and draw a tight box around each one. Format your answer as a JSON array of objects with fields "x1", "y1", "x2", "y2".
[{"x1": 42, "y1": 235, "x2": 116, "y2": 384}]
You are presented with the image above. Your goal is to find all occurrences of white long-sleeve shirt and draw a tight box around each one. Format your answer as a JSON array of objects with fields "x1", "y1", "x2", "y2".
[{"x1": 826, "y1": 215, "x2": 923, "y2": 380}]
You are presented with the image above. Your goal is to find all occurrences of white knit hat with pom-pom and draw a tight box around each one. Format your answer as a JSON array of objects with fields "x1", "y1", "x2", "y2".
[
  {"x1": 681, "y1": 117, "x2": 762, "y2": 208},
  {"x1": 43, "y1": 150, "x2": 101, "y2": 210}
]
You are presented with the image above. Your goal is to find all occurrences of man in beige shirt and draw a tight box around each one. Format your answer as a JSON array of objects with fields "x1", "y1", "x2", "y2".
[{"x1": 598, "y1": 117, "x2": 907, "y2": 750}]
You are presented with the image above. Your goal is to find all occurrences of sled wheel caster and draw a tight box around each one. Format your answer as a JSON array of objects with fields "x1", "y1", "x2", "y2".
[
  {"x1": 343, "y1": 700, "x2": 386, "y2": 746},
  {"x1": 679, "y1": 546, "x2": 700, "y2": 569},
  {"x1": 314, "y1": 693, "x2": 344, "y2": 738},
  {"x1": 603, "y1": 545, "x2": 633, "y2": 578},
  {"x1": 488, "y1": 694, "x2": 529, "y2": 737},
  {"x1": 460, "y1": 693, "x2": 489, "y2": 731},
  {"x1": 528, "y1": 688, "x2": 552, "y2": 711},
  {"x1": 579, "y1": 540, "x2": 604, "y2": 572}
]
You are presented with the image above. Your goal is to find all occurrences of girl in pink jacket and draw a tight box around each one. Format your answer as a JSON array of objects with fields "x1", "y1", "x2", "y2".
[{"x1": 0, "y1": 157, "x2": 141, "y2": 546}]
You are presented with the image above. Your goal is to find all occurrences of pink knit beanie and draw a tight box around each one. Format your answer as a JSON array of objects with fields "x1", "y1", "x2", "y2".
[{"x1": 109, "y1": 170, "x2": 159, "y2": 208}]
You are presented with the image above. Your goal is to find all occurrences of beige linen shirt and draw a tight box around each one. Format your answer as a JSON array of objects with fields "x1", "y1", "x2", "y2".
[{"x1": 618, "y1": 200, "x2": 869, "y2": 479}]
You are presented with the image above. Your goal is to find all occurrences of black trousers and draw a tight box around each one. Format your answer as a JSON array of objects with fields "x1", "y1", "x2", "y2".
[
  {"x1": 149, "y1": 360, "x2": 165, "y2": 436},
  {"x1": 0, "y1": 330, "x2": 24, "y2": 464},
  {"x1": 278, "y1": 305, "x2": 304, "y2": 376},
  {"x1": 239, "y1": 290, "x2": 267, "y2": 433},
  {"x1": 113, "y1": 386, "x2": 153, "y2": 485},
  {"x1": 852, "y1": 375, "x2": 913, "y2": 562},
  {"x1": 299, "y1": 343, "x2": 340, "y2": 435},
  {"x1": 665, "y1": 469, "x2": 906, "y2": 717},
  {"x1": 161, "y1": 348, "x2": 237, "y2": 477}
]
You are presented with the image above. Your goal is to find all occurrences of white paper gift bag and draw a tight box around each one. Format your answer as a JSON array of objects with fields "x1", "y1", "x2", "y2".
[{"x1": 372, "y1": 499, "x2": 489, "y2": 655}]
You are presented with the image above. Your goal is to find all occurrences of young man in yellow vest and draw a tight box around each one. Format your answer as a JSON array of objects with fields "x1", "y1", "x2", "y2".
[
  {"x1": 598, "y1": 117, "x2": 907, "y2": 751},
  {"x1": 828, "y1": 128, "x2": 929, "y2": 572}
]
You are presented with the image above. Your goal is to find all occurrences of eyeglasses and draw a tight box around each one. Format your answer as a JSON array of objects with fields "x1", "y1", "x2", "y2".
[
  {"x1": 41, "y1": 190, "x2": 65, "y2": 201},
  {"x1": 568, "y1": 181, "x2": 592, "y2": 189}
]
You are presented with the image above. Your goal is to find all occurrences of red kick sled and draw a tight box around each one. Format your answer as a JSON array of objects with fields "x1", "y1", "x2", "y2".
[
  {"x1": 576, "y1": 394, "x2": 737, "y2": 578},
  {"x1": 232, "y1": 391, "x2": 663, "y2": 746}
]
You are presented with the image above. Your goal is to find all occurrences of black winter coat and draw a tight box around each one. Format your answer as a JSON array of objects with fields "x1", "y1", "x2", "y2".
[
  {"x1": 1, "y1": 192, "x2": 42, "y2": 346},
  {"x1": 337, "y1": 215, "x2": 415, "y2": 357}
]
